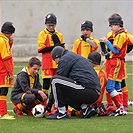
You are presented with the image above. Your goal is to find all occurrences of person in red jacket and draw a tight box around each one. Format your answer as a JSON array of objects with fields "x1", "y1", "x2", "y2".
[{"x1": 0, "y1": 21, "x2": 15, "y2": 120}]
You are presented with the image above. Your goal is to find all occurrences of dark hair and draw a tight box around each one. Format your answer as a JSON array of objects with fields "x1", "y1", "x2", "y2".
[
  {"x1": 108, "y1": 13, "x2": 122, "y2": 22},
  {"x1": 28, "y1": 57, "x2": 41, "y2": 67},
  {"x1": 108, "y1": 13, "x2": 123, "y2": 27}
]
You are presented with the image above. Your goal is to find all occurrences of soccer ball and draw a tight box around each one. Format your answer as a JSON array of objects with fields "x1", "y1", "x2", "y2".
[
  {"x1": 128, "y1": 101, "x2": 133, "y2": 106},
  {"x1": 32, "y1": 104, "x2": 45, "y2": 118}
]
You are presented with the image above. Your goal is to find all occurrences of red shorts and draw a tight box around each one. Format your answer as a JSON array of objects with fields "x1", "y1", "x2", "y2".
[
  {"x1": 108, "y1": 58, "x2": 126, "y2": 81},
  {"x1": 42, "y1": 69, "x2": 57, "y2": 79},
  {"x1": 0, "y1": 75, "x2": 13, "y2": 88},
  {"x1": 105, "y1": 59, "x2": 110, "y2": 78}
]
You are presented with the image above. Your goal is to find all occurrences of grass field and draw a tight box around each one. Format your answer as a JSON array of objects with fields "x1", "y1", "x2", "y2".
[{"x1": 0, "y1": 61, "x2": 133, "y2": 133}]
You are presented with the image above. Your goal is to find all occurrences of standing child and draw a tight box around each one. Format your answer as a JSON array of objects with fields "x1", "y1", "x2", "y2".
[
  {"x1": 72, "y1": 20, "x2": 99, "y2": 59},
  {"x1": 37, "y1": 13, "x2": 65, "y2": 94},
  {"x1": 101, "y1": 13, "x2": 133, "y2": 111},
  {"x1": 10, "y1": 57, "x2": 48, "y2": 116},
  {"x1": 100, "y1": 14, "x2": 128, "y2": 116},
  {"x1": 0, "y1": 22, "x2": 15, "y2": 120}
]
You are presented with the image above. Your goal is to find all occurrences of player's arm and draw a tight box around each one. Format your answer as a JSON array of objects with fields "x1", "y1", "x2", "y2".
[
  {"x1": 1, "y1": 42, "x2": 14, "y2": 77},
  {"x1": 38, "y1": 46, "x2": 55, "y2": 53},
  {"x1": 18, "y1": 73, "x2": 39, "y2": 94},
  {"x1": 86, "y1": 38, "x2": 97, "y2": 48},
  {"x1": 100, "y1": 37, "x2": 119, "y2": 54},
  {"x1": 105, "y1": 41, "x2": 119, "y2": 54},
  {"x1": 3, "y1": 57, "x2": 14, "y2": 77}
]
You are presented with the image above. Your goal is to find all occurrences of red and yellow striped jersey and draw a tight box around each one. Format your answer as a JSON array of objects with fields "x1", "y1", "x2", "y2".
[
  {"x1": 37, "y1": 29, "x2": 64, "y2": 69},
  {"x1": 0, "y1": 34, "x2": 14, "y2": 87},
  {"x1": 94, "y1": 66, "x2": 107, "y2": 103},
  {"x1": 72, "y1": 37, "x2": 100, "y2": 59}
]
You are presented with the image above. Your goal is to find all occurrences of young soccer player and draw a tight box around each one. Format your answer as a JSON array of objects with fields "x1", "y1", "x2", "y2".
[
  {"x1": 101, "y1": 13, "x2": 133, "y2": 111},
  {"x1": 37, "y1": 13, "x2": 65, "y2": 94},
  {"x1": 72, "y1": 20, "x2": 100, "y2": 58},
  {"x1": 10, "y1": 57, "x2": 48, "y2": 116},
  {"x1": 100, "y1": 14, "x2": 129, "y2": 116},
  {"x1": 0, "y1": 22, "x2": 15, "y2": 120}
]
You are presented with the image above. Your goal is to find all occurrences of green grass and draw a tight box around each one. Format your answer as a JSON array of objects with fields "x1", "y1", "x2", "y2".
[
  {"x1": 0, "y1": 112, "x2": 133, "y2": 133},
  {"x1": 0, "y1": 61, "x2": 133, "y2": 133}
]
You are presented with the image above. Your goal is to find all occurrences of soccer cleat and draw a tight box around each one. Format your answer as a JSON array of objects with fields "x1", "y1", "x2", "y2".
[
  {"x1": 46, "y1": 110, "x2": 68, "y2": 120},
  {"x1": 0, "y1": 114, "x2": 15, "y2": 120},
  {"x1": 23, "y1": 109, "x2": 33, "y2": 116},
  {"x1": 13, "y1": 107, "x2": 24, "y2": 116},
  {"x1": 109, "y1": 107, "x2": 127, "y2": 116},
  {"x1": 80, "y1": 105, "x2": 96, "y2": 118}
]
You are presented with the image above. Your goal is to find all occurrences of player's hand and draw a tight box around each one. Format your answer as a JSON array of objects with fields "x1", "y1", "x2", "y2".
[
  {"x1": 81, "y1": 34, "x2": 87, "y2": 41},
  {"x1": 100, "y1": 51, "x2": 107, "y2": 56},
  {"x1": 38, "y1": 90, "x2": 48, "y2": 101},
  {"x1": 100, "y1": 37, "x2": 108, "y2": 43},
  {"x1": 51, "y1": 34, "x2": 61, "y2": 46}
]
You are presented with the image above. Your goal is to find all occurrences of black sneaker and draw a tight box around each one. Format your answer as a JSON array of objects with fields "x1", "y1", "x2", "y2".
[
  {"x1": 46, "y1": 110, "x2": 68, "y2": 120},
  {"x1": 80, "y1": 105, "x2": 96, "y2": 118}
]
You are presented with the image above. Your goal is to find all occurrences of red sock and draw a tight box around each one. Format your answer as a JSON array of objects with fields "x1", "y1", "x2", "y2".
[
  {"x1": 106, "y1": 92, "x2": 113, "y2": 105},
  {"x1": 112, "y1": 94, "x2": 122, "y2": 108},
  {"x1": 0, "y1": 96, "x2": 7, "y2": 116},
  {"x1": 122, "y1": 86, "x2": 128, "y2": 107}
]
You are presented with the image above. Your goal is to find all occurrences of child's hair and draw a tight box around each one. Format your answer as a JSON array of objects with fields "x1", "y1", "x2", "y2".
[
  {"x1": 108, "y1": 13, "x2": 122, "y2": 22},
  {"x1": 28, "y1": 57, "x2": 42, "y2": 67},
  {"x1": 108, "y1": 13, "x2": 123, "y2": 27}
]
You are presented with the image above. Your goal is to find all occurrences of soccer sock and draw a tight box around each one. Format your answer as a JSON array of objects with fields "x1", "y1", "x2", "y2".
[
  {"x1": 0, "y1": 96, "x2": 7, "y2": 116},
  {"x1": 106, "y1": 91, "x2": 113, "y2": 105},
  {"x1": 58, "y1": 106, "x2": 66, "y2": 114},
  {"x1": 112, "y1": 95, "x2": 123, "y2": 108},
  {"x1": 110, "y1": 90, "x2": 123, "y2": 108},
  {"x1": 17, "y1": 103, "x2": 26, "y2": 110},
  {"x1": 122, "y1": 86, "x2": 128, "y2": 108}
]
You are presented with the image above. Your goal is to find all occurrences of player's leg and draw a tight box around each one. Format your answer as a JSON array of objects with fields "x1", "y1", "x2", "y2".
[
  {"x1": 47, "y1": 75, "x2": 99, "y2": 119},
  {"x1": 121, "y1": 79, "x2": 128, "y2": 110},
  {"x1": 0, "y1": 87, "x2": 15, "y2": 120},
  {"x1": 13, "y1": 93, "x2": 35, "y2": 116}
]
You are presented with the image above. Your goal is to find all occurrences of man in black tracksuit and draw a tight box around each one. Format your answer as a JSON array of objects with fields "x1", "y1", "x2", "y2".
[{"x1": 46, "y1": 46, "x2": 100, "y2": 120}]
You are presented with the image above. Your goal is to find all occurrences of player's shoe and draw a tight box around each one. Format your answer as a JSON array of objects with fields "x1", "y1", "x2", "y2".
[
  {"x1": 109, "y1": 107, "x2": 127, "y2": 116},
  {"x1": 23, "y1": 109, "x2": 33, "y2": 116},
  {"x1": 46, "y1": 110, "x2": 68, "y2": 120},
  {"x1": 80, "y1": 105, "x2": 96, "y2": 118},
  {"x1": 0, "y1": 114, "x2": 15, "y2": 120},
  {"x1": 13, "y1": 107, "x2": 24, "y2": 116}
]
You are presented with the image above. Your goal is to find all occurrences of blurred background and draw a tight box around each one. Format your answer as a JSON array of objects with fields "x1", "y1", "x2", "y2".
[{"x1": 0, "y1": 0, "x2": 133, "y2": 61}]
